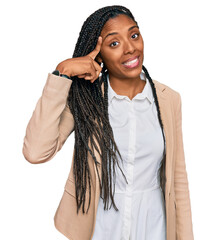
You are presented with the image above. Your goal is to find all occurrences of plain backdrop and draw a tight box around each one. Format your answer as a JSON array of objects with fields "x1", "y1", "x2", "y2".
[{"x1": 0, "y1": 0, "x2": 215, "y2": 239}]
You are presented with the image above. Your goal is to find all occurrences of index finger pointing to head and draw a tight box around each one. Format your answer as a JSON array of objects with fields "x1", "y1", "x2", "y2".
[{"x1": 88, "y1": 36, "x2": 103, "y2": 60}]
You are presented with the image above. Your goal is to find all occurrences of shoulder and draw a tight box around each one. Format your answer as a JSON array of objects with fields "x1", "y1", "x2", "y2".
[{"x1": 152, "y1": 79, "x2": 181, "y2": 104}]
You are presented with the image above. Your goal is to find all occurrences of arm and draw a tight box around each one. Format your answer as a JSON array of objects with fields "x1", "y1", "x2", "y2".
[
  {"x1": 22, "y1": 73, "x2": 75, "y2": 164},
  {"x1": 174, "y1": 92, "x2": 194, "y2": 240}
]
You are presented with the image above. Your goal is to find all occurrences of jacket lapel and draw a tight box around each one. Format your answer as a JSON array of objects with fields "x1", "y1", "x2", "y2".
[{"x1": 153, "y1": 80, "x2": 175, "y2": 198}]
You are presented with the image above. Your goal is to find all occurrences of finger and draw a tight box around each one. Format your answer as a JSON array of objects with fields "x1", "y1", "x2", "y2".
[
  {"x1": 88, "y1": 36, "x2": 102, "y2": 60},
  {"x1": 81, "y1": 62, "x2": 101, "y2": 83},
  {"x1": 84, "y1": 73, "x2": 98, "y2": 83},
  {"x1": 78, "y1": 62, "x2": 97, "y2": 80},
  {"x1": 84, "y1": 74, "x2": 94, "y2": 81},
  {"x1": 77, "y1": 74, "x2": 86, "y2": 78},
  {"x1": 92, "y1": 61, "x2": 102, "y2": 80},
  {"x1": 83, "y1": 68, "x2": 96, "y2": 81}
]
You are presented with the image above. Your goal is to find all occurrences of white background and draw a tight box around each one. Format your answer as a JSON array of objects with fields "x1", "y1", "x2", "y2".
[{"x1": 0, "y1": 0, "x2": 215, "y2": 239}]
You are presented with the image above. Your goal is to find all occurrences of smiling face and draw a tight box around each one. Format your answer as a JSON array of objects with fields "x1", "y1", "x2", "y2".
[{"x1": 97, "y1": 14, "x2": 144, "y2": 81}]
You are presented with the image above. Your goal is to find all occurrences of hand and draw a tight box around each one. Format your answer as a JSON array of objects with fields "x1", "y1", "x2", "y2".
[{"x1": 56, "y1": 36, "x2": 103, "y2": 83}]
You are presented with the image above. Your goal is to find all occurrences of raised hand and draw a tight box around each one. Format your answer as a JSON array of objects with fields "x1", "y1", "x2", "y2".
[{"x1": 55, "y1": 36, "x2": 103, "y2": 83}]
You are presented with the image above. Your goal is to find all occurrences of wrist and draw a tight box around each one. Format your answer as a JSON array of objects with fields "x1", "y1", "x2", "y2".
[
  {"x1": 52, "y1": 69, "x2": 71, "y2": 80},
  {"x1": 55, "y1": 64, "x2": 71, "y2": 76}
]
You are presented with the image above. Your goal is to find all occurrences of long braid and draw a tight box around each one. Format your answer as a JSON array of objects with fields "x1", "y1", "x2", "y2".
[
  {"x1": 67, "y1": 5, "x2": 166, "y2": 215},
  {"x1": 142, "y1": 65, "x2": 166, "y2": 200}
]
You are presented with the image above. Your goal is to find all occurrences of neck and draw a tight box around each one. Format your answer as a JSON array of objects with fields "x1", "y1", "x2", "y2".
[{"x1": 108, "y1": 73, "x2": 146, "y2": 101}]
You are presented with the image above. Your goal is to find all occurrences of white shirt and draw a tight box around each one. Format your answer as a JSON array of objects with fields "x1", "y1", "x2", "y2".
[{"x1": 92, "y1": 71, "x2": 166, "y2": 240}]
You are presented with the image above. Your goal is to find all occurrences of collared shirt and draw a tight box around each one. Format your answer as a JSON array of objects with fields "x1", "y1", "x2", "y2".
[{"x1": 92, "y1": 71, "x2": 166, "y2": 240}]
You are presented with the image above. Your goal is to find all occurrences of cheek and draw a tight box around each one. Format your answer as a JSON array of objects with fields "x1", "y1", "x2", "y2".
[
  {"x1": 141, "y1": 39, "x2": 144, "y2": 50},
  {"x1": 101, "y1": 48, "x2": 122, "y2": 66},
  {"x1": 136, "y1": 35, "x2": 144, "y2": 50},
  {"x1": 138, "y1": 39, "x2": 144, "y2": 51}
]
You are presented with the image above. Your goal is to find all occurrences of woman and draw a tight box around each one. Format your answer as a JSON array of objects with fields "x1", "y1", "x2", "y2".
[{"x1": 22, "y1": 5, "x2": 194, "y2": 240}]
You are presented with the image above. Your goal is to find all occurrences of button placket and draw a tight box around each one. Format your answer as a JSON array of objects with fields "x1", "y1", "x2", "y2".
[{"x1": 122, "y1": 100, "x2": 136, "y2": 239}]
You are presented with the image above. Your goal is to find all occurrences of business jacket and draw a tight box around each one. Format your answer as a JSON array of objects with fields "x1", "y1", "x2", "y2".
[{"x1": 22, "y1": 72, "x2": 194, "y2": 240}]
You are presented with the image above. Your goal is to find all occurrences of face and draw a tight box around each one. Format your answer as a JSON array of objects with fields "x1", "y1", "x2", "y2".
[{"x1": 97, "y1": 14, "x2": 144, "y2": 80}]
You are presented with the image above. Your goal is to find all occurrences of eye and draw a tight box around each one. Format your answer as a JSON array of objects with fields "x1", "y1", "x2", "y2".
[
  {"x1": 132, "y1": 33, "x2": 140, "y2": 39},
  {"x1": 109, "y1": 33, "x2": 140, "y2": 48},
  {"x1": 110, "y1": 41, "x2": 119, "y2": 47}
]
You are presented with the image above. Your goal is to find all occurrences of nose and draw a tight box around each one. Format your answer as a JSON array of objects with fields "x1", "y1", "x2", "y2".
[{"x1": 123, "y1": 40, "x2": 135, "y2": 54}]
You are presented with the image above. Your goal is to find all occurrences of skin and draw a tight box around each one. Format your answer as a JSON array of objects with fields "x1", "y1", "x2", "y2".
[
  {"x1": 96, "y1": 14, "x2": 146, "y2": 101},
  {"x1": 56, "y1": 14, "x2": 146, "y2": 101}
]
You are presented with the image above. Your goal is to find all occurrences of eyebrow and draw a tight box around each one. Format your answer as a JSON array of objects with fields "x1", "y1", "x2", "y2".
[{"x1": 104, "y1": 25, "x2": 139, "y2": 41}]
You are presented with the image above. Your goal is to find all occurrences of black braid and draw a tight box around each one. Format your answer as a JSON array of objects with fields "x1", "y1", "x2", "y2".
[
  {"x1": 66, "y1": 5, "x2": 166, "y2": 214},
  {"x1": 142, "y1": 65, "x2": 166, "y2": 200}
]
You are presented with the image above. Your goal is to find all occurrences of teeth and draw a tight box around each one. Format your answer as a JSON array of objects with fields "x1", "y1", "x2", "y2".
[{"x1": 124, "y1": 57, "x2": 138, "y2": 65}]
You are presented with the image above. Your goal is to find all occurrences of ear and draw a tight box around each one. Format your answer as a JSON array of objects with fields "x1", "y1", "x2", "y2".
[{"x1": 95, "y1": 52, "x2": 103, "y2": 63}]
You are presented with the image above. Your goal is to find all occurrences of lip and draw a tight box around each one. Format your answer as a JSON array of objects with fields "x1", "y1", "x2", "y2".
[
  {"x1": 122, "y1": 55, "x2": 139, "y2": 64},
  {"x1": 122, "y1": 56, "x2": 140, "y2": 69}
]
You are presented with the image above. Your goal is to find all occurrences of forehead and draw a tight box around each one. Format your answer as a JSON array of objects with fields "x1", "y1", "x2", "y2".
[{"x1": 101, "y1": 14, "x2": 136, "y2": 35}]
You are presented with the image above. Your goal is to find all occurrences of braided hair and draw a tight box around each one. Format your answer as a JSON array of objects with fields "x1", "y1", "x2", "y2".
[{"x1": 67, "y1": 5, "x2": 166, "y2": 214}]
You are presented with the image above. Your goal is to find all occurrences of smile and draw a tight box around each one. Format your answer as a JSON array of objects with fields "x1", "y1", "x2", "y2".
[{"x1": 122, "y1": 56, "x2": 140, "y2": 69}]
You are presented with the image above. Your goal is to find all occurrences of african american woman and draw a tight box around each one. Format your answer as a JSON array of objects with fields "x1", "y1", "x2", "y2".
[{"x1": 22, "y1": 5, "x2": 194, "y2": 240}]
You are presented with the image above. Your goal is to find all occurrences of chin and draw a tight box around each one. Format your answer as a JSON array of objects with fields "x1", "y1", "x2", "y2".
[{"x1": 122, "y1": 66, "x2": 142, "y2": 76}]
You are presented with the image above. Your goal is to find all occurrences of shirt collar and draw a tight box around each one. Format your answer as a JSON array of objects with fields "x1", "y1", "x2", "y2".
[{"x1": 107, "y1": 71, "x2": 154, "y2": 105}]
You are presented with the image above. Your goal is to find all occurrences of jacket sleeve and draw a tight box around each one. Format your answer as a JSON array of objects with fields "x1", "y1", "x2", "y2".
[
  {"x1": 174, "y1": 92, "x2": 194, "y2": 240},
  {"x1": 22, "y1": 73, "x2": 75, "y2": 164}
]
